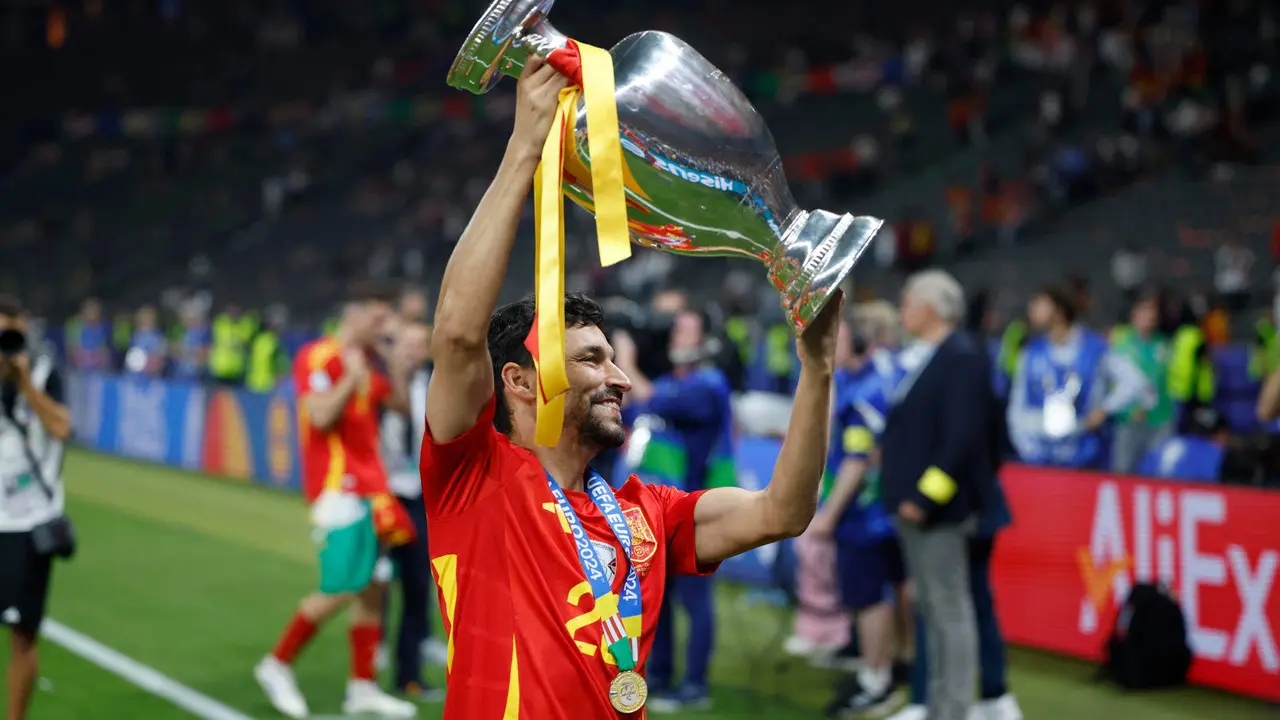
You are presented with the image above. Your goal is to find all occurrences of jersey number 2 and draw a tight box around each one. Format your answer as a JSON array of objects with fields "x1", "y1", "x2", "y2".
[{"x1": 543, "y1": 502, "x2": 620, "y2": 666}]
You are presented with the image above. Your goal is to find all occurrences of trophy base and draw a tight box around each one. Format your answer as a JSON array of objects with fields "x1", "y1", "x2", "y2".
[
  {"x1": 769, "y1": 210, "x2": 882, "y2": 335},
  {"x1": 448, "y1": 0, "x2": 564, "y2": 94}
]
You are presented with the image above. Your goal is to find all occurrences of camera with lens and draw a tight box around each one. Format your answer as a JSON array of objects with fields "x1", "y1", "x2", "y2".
[{"x1": 0, "y1": 328, "x2": 25, "y2": 357}]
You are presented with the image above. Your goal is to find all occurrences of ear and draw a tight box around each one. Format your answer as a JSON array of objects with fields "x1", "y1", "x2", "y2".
[{"x1": 500, "y1": 362, "x2": 538, "y2": 405}]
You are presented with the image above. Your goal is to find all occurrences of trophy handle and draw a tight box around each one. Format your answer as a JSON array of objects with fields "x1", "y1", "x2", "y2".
[
  {"x1": 770, "y1": 211, "x2": 883, "y2": 335},
  {"x1": 447, "y1": 0, "x2": 568, "y2": 94}
]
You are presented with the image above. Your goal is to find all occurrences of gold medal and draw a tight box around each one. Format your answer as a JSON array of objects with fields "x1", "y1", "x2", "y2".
[{"x1": 608, "y1": 670, "x2": 648, "y2": 713}]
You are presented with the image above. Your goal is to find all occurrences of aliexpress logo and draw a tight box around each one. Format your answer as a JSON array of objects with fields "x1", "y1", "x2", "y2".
[{"x1": 1075, "y1": 481, "x2": 1279, "y2": 673}]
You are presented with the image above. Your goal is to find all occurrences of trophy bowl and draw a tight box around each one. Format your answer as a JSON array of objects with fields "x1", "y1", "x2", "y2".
[{"x1": 448, "y1": 0, "x2": 883, "y2": 334}]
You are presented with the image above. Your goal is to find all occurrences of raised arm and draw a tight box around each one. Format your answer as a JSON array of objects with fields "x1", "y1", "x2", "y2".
[
  {"x1": 426, "y1": 57, "x2": 569, "y2": 443},
  {"x1": 11, "y1": 356, "x2": 71, "y2": 441},
  {"x1": 691, "y1": 294, "x2": 842, "y2": 565}
]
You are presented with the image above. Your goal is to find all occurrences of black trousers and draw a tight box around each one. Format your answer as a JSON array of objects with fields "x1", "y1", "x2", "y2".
[{"x1": 387, "y1": 494, "x2": 431, "y2": 688}]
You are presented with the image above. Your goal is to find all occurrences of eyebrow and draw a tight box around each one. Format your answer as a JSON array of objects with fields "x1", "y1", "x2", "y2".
[{"x1": 573, "y1": 344, "x2": 612, "y2": 361}]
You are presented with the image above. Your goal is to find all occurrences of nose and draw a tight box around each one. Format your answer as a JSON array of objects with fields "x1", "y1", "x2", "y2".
[{"x1": 608, "y1": 361, "x2": 632, "y2": 394}]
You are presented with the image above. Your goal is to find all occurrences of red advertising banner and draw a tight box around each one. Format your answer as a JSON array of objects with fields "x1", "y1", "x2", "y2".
[{"x1": 992, "y1": 465, "x2": 1280, "y2": 701}]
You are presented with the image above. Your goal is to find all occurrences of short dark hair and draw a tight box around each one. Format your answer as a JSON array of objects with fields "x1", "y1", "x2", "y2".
[
  {"x1": 1035, "y1": 285, "x2": 1077, "y2": 325},
  {"x1": 0, "y1": 294, "x2": 22, "y2": 319},
  {"x1": 346, "y1": 279, "x2": 399, "y2": 306},
  {"x1": 489, "y1": 292, "x2": 605, "y2": 435}
]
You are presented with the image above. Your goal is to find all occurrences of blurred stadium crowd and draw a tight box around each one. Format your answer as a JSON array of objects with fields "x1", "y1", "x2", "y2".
[{"x1": 3, "y1": 0, "x2": 1280, "y2": 717}]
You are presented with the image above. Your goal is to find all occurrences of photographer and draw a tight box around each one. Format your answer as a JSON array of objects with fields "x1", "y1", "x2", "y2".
[{"x1": 0, "y1": 295, "x2": 72, "y2": 720}]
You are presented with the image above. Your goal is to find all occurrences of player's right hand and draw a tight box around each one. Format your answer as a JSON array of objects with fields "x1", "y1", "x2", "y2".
[
  {"x1": 509, "y1": 54, "x2": 570, "y2": 163},
  {"x1": 797, "y1": 290, "x2": 844, "y2": 374}
]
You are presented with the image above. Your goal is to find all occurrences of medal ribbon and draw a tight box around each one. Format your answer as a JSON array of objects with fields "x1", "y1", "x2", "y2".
[
  {"x1": 545, "y1": 470, "x2": 643, "y2": 671},
  {"x1": 528, "y1": 40, "x2": 631, "y2": 447}
]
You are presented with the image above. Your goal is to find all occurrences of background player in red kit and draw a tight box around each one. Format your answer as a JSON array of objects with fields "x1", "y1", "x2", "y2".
[
  {"x1": 421, "y1": 55, "x2": 842, "y2": 719},
  {"x1": 255, "y1": 284, "x2": 420, "y2": 719}
]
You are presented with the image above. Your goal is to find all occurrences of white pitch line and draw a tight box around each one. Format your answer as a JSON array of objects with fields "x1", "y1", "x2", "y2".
[{"x1": 41, "y1": 619, "x2": 256, "y2": 720}]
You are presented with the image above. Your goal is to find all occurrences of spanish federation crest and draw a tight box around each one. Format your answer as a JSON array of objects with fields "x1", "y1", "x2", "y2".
[{"x1": 623, "y1": 507, "x2": 658, "y2": 576}]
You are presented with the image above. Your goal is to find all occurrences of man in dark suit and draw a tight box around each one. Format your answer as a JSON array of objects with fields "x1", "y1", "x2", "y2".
[{"x1": 880, "y1": 270, "x2": 991, "y2": 720}]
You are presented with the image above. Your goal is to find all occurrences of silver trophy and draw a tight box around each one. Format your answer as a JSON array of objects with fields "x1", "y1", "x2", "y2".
[{"x1": 447, "y1": 0, "x2": 883, "y2": 334}]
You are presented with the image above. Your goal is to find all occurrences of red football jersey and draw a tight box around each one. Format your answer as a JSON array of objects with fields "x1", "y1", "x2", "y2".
[
  {"x1": 420, "y1": 398, "x2": 719, "y2": 719},
  {"x1": 294, "y1": 338, "x2": 391, "y2": 502}
]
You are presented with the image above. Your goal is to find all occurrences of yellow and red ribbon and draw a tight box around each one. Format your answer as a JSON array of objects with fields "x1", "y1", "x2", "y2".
[{"x1": 527, "y1": 40, "x2": 632, "y2": 447}]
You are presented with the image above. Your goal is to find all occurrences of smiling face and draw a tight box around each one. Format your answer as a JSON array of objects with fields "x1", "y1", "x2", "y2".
[
  {"x1": 503, "y1": 323, "x2": 631, "y2": 452},
  {"x1": 562, "y1": 324, "x2": 631, "y2": 450}
]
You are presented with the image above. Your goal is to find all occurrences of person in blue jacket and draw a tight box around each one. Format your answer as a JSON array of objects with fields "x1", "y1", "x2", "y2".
[
  {"x1": 820, "y1": 329, "x2": 910, "y2": 716},
  {"x1": 1137, "y1": 407, "x2": 1229, "y2": 483},
  {"x1": 612, "y1": 308, "x2": 734, "y2": 712}
]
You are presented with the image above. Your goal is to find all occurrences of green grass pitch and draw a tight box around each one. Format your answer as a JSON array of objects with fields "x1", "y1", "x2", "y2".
[{"x1": 2, "y1": 451, "x2": 1272, "y2": 719}]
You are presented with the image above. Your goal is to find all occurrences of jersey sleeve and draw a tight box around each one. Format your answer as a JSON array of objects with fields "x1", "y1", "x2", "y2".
[
  {"x1": 293, "y1": 346, "x2": 343, "y2": 398},
  {"x1": 420, "y1": 396, "x2": 501, "y2": 518},
  {"x1": 648, "y1": 483, "x2": 721, "y2": 577}
]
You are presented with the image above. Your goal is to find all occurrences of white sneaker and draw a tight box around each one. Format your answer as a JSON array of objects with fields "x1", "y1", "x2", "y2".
[
  {"x1": 645, "y1": 695, "x2": 683, "y2": 714},
  {"x1": 782, "y1": 634, "x2": 816, "y2": 657},
  {"x1": 782, "y1": 634, "x2": 845, "y2": 660},
  {"x1": 421, "y1": 637, "x2": 449, "y2": 667},
  {"x1": 885, "y1": 705, "x2": 927, "y2": 720},
  {"x1": 254, "y1": 656, "x2": 309, "y2": 719},
  {"x1": 979, "y1": 694, "x2": 1024, "y2": 720},
  {"x1": 343, "y1": 679, "x2": 418, "y2": 717}
]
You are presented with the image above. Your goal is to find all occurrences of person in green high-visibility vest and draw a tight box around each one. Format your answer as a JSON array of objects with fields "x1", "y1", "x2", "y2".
[
  {"x1": 1167, "y1": 307, "x2": 1216, "y2": 433},
  {"x1": 994, "y1": 319, "x2": 1027, "y2": 398},
  {"x1": 245, "y1": 310, "x2": 292, "y2": 393},
  {"x1": 764, "y1": 322, "x2": 797, "y2": 392},
  {"x1": 1109, "y1": 294, "x2": 1173, "y2": 474},
  {"x1": 723, "y1": 315, "x2": 755, "y2": 368},
  {"x1": 208, "y1": 304, "x2": 260, "y2": 386},
  {"x1": 1247, "y1": 316, "x2": 1280, "y2": 381}
]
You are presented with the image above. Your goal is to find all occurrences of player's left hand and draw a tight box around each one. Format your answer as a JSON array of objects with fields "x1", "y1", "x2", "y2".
[{"x1": 797, "y1": 290, "x2": 844, "y2": 373}]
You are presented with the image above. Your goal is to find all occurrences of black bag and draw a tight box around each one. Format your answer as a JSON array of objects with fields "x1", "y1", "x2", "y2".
[
  {"x1": 1101, "y1": 582, "x2": 1192, "y2": 689},
  {"x1": 3, "y1": 391, "x2": 76, "y2": 559}
]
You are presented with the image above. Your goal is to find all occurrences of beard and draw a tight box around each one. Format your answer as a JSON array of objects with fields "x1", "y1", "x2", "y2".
[{"x1": 575, "y1": 389, "x2": 627, "y2": 450}]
